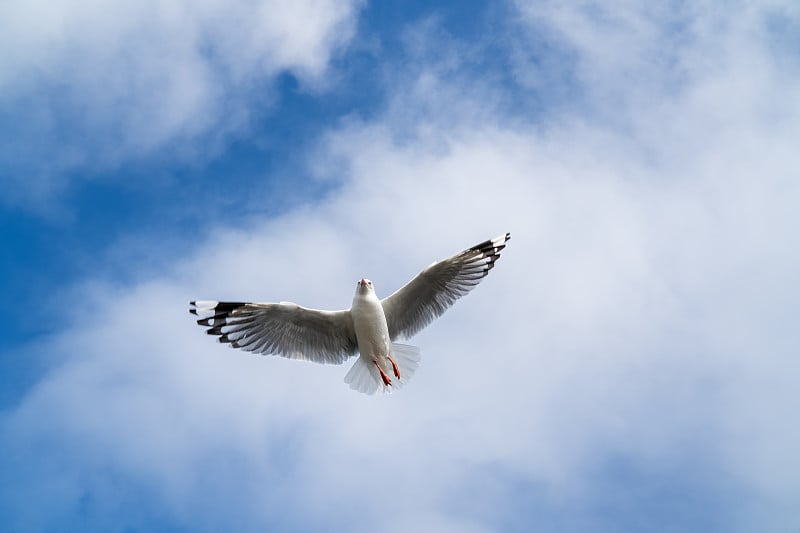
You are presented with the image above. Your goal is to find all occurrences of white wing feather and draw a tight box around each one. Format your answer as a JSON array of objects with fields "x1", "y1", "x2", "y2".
[
  {"x1": 381, "y1": 233, "x2": 510, "y2": 340},
  {"x1": 189, "y1": 301, "x2": 358, "y2": 364}
]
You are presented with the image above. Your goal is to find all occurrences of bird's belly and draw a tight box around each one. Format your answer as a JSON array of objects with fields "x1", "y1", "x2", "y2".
[{"x1": 351, "y1": 300, "x2": 391, "y2": 359}]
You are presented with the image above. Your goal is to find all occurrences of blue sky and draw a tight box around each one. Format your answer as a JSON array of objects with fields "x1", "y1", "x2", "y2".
[{"x1": 1, "y1": 1, "x2": 799, "y2": 532}]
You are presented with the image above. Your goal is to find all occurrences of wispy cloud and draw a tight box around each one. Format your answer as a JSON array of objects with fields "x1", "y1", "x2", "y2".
[
  {"x1": 2, "y1": 1, "x2": 799, "y2": 531},
  {"x1": 0, "y1": 0, "x2": 361, "y2": 207}
]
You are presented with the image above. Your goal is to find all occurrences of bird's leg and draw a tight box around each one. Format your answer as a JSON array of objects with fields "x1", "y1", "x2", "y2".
[
  {"x1": 374, "y1": 360, "x2": 392, "y2": 387},
  {"x1": 387, "y1": 355, "x2": 401, "y2": 379}
]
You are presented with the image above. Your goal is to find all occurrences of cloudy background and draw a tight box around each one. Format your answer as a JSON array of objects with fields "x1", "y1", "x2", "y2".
[{"x1": 1, "y1": 0, "x2": 798, "y2": 531}]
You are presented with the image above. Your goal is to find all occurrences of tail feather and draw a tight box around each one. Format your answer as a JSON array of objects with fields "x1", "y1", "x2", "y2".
[
  {"x1": 344, "y1": 343, "x2": 421, "y2": 395},
  {"x1": 343, "y1": 355, "x2": 380, "y2": 394},
  {"x1": 392, "y1": 343, "x2": 422, "y2": 388}
]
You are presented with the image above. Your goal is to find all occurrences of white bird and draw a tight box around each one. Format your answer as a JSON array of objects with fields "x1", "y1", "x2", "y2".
[{"x1": 189, "y1": 233, "x2": 510, "y2": 394}]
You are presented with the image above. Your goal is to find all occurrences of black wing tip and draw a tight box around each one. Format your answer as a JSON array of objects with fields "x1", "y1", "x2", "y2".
[
  {"x1": 215, "y1": 302, "x2": 250, "y2": 313},
  {"x1": 189, "y1": 300, "x2": 250, "y2": 313},
  {"x1": 468, "y1": 232, "x2": 511, "y2": 256},
  {"x1": 190, "y1": 301, "x2": 254, "y2": 339},
  {"x1": 495, "y1": 232, "x2": 511, "y2": 250}
]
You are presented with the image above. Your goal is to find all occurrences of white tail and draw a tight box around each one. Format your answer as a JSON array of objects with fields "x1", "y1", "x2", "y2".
[{"x1": 344, "y1": 343, "x2": 421, "y2": 395}]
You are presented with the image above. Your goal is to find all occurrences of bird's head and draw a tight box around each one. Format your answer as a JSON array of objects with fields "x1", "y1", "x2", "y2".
[{"x1": 356, "y1": 278, "x2": 374, "y2": 294}]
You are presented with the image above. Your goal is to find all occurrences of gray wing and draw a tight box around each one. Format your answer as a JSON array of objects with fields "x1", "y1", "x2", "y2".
[
  {"x1": 189, "y1": 300, "x2": 358, "y2": 364},
  {"x1": 381, "y1": 233, "x2": 511, "y2": 341}
]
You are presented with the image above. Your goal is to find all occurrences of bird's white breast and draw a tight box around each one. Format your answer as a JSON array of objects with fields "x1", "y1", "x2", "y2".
[{"x1": 351, "y1": 291, "x2": 391, "y2": 359}]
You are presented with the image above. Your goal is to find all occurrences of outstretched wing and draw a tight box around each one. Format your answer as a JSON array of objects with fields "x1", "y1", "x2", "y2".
[
  {"x1": 189, "y1": 301, "x2": 358, "y2": 364},
  {"x1": 381, "y1": 233, "x2": 511, "y2": 340}
]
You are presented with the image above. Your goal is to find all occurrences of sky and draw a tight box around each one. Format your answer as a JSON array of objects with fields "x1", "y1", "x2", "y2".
[{"x1": 1, "y1": 0, "x2": 799, "y2": 531}]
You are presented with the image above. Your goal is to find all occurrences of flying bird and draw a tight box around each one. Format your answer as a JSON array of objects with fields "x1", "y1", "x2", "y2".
[{"x1": 189, "y1": 233, "x2": 511, "y2": 394}]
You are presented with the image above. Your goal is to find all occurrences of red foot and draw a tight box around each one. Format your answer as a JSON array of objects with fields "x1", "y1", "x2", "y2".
[
  {"x1": 387, "y1": 355, "x2": 401, "y2": 379},
  {"x1": 374, "y1": 360, "x2": 392, "y2": 386}
]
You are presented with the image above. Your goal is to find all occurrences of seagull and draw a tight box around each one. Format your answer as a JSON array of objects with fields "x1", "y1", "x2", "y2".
[{"x1": 189, "y1": 233, "x2": 510, "y2": 394}]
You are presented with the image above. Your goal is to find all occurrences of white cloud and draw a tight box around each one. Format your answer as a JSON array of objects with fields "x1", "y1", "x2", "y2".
[
  {"x1": 2, "y1": 1, "x2": 800, "y2": 531},
  {"x1": 0, "y1": 0, "x2": 361, "y2": 205}
]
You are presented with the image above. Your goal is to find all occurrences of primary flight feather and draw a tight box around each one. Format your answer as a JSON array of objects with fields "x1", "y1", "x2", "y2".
[{"x1": 189, "y1": 233, "x2": 511, "y2": 394}]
